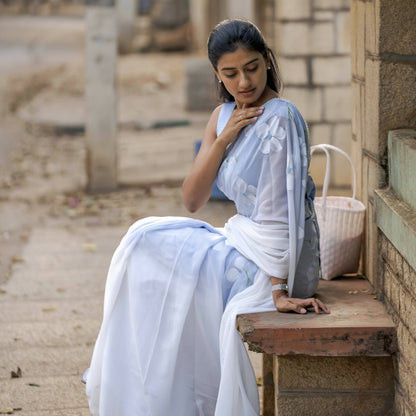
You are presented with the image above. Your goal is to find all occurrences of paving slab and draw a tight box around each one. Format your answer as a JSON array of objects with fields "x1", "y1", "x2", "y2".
[
  {"x1": 0, "y1": 225, "x2": 123, "y2": 414},
  {"x1": 0, "y1": 298, "x2": 103, "y2": 324},
  {"x1": 8, "y1": 410, "x2": 91, "y2": 416},
  {"x1": 0, "y1": 319, "x2": 101, "y2": 350},
  {"x1": 0, "y1": 221, "x2": 262, "y2": 415},
  {"x1": 0, "y1": 345, "x2": 96, "y2": 380},
  {"x1": 0, "y1": 375, "x2": 89, "y2": 413}
]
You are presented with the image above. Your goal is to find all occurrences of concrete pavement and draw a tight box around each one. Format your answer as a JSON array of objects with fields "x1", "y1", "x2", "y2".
[
  {"x1": 0, "y1": 225, "x2": 123, "y2": 415},
  {"x1": 0, "y1": 139, "x2": 262, "y2": 415},
  {"x1": 0, "y1": 15, "x2": 263, "y2": 415},
  {"x1": 0, "y1": 191, "x2": 257, "y2": 415}
]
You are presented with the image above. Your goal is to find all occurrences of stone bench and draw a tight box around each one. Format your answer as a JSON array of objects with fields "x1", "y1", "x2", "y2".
[{"x1": 236, "y1": 277, "x2": 397, "y2": 416}]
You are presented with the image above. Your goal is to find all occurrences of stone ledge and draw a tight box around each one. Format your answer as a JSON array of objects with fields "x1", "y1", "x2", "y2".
[
  {"x1": 237, "y1": 277, "x2": 397, "y2": 415},
  {"x1": 375, "y1": 188, "x2": 416, "y2": 273},
  {"x1": 237, "y1": 277, "x2": 397, "y2": 357},
  {"x1": 387, "y1": 129, "x2": 416, "y2": 211}
]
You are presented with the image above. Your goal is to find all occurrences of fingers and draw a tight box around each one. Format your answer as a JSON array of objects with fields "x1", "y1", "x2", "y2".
[
  {"x1": 295, "y1": 302, "x2": 308, "y2": 314},
  {"x1": 235, "y1": 106, "x2": 264, "y2": 125},
  {"x1": 275, "y1": 298, "x2": 307, "y2": 314},
  {"x1": 274, "y1": 296, "x2": 330, "y2": 315},
  {"x1": 304, "y1": 298, "x2": 330, "y2": 314},
  {"x1": 316, "y1": 298, "x2": 331, "y2": 314}
]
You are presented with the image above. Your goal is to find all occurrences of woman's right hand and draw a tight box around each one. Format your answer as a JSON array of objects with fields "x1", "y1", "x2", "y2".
[
  {"x1": 273, "y1": 293, "x2": 330, "y2": 315},
  {"x1": 183, "y1": 104, "x2": 264, "y2": 213},
  {"x1": 217, "y1": 105, "x2": 264, "y2": 147}
]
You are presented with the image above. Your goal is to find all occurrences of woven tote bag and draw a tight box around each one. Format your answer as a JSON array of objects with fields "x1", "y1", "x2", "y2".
[{"x1": 310, "y1": 144, "x2": 366, "y2": 280}]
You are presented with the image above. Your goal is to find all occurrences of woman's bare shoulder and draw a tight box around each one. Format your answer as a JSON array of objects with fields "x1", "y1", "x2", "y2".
[
  {"x1": 209, "y1": 104, "x2": 223, "y2": 125},
  {"x1": 204, "y1": 104, "x2": 224, "y2": 139}
]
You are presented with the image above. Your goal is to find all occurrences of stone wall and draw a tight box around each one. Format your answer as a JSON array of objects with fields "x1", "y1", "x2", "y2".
[
  {"x1": 350, "y1": 0, "x2": 416, "y2": 287},
  {"x1": 254, "y1": 0, "x2": 276, "y2": 50},
  {"x1": 351, "y1": 0, "x2": 416, "y2": 414},
  {"x1": 186, "y1": 0, "x2": 354, "y2": 190},
  {"x1": 379, "y1": 231, "x2": 416, "y2": 415},
  {"x1": 375, "y1": 130, "x2": 416, "y2": 415},
  {"x1": 274, "y1": 0, "x2": 351, "y2": 189}
]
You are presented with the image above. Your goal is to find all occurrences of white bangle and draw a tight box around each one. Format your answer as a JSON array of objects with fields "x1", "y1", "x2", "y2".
[{"x1": 271, "y1": 283, "x2": 288, "y2": 292}]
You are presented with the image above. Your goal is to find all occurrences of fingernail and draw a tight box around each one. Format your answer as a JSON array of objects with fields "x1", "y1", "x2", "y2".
[{"x1": 300, "y1": 308, "x2": 307, "y2": 314}]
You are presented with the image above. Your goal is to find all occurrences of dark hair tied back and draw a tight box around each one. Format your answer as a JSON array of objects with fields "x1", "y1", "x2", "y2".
[{"x1": 207, "y1": 18, "x2": 282, "y2": 102}]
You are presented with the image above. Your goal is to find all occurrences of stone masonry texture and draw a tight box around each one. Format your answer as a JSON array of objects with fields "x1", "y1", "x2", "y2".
[
  {"x1": 379, "y1": 232, "x2": 416, "y2": 414},
  {"x1": 275, "y1": 0, "x2": 352, "y2": 189}
]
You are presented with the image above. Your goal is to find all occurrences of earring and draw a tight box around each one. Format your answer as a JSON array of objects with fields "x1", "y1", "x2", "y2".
[
  {"x1": 218, "y1": 79, "x2": 222, "y2": 84},
  {"x1": 267, "y1": 66, "x2": 271, "y2": 70}
]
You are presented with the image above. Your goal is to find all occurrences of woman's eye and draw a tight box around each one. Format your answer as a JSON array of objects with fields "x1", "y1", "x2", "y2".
[
  {"x1": 247, "y1": 66, "x2": 258, "y2": 72},
  {"x1": 224, "y1": 73, "x2": 236, "y2": 78}
]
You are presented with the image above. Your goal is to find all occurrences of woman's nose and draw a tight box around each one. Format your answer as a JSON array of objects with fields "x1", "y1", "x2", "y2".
[{"x1": 239, "y1": 73, "x2": 250, "y2": 88}]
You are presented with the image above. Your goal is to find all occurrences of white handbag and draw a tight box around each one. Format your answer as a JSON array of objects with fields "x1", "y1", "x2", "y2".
[{"x1": 310, "y1": 144, "x2": 366, "y2": 280}]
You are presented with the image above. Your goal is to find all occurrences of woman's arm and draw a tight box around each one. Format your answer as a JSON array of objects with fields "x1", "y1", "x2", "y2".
[
  {"x1": 182, "y1": 104, "x2": 264, "y2": 212},
  {"x1": 182, "y1": 106, "x2": 226, "y2": 212}
]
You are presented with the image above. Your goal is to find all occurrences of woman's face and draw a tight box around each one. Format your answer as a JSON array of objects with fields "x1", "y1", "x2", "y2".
[{"x1": 215, "y1": 46, "x2": 269, "y2": 108}]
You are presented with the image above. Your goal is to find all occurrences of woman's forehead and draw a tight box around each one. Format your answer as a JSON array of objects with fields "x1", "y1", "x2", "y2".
[{"x1": 217, "y1": 47, "x2": 263, "y2": 70}]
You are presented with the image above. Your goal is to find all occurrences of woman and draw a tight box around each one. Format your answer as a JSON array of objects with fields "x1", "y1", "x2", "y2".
[{"x1": 85, "y1": 18, "x2": 329, "y2": 416}]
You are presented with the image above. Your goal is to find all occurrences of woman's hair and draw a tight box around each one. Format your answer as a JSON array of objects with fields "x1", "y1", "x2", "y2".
[{"x1": 207, "y1": 18, "x2": 283, "y2": 102}]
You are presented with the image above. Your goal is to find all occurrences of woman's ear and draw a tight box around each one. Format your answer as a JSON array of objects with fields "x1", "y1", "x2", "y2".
[
  {"x1": 266, "y1": 50, "x2": 271, "y2": 69},
  {"x1": 213, "y1": 68, "x2": 221, "y2": 83}
]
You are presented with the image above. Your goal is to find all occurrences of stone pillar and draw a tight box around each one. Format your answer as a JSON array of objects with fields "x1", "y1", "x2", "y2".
[
  {"x1": 351, "y1": 1, "x2": 416, "y2": 414},
  {"x1": 116, "y1": 0, "x2": 138, "y2": 53},
  {"x1": 85, "y1": 6, "x2": 118, "y2": 192},
  {"x1": 189, "y1": 0, "x2": 209, "y2": 51},
  {"x1": 350, "y1": 0, "x2": 416, "y2": 287},
  {"x1": 262, "y1": 354, "x2": 274, "y2": 416}
]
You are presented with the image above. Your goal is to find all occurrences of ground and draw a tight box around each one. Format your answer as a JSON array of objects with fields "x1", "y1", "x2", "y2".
[
  {"x1": 0, "y1": 11, "x2": 267, "y2": 416},
  {"x1": 0, "y1": 13, "x2": 236, "y2": 287}
]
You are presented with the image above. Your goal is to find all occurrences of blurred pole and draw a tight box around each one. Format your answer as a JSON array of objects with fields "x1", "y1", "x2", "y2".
[
  {"x1": 189, "y1": 0, "x2": 209, "y2": 51},
  {"x1": 85, "y1": 6, "x2": 118, "y2": 192},
  {"x1": 116, "y1": 0, "x2": 139, "y2": 53}
]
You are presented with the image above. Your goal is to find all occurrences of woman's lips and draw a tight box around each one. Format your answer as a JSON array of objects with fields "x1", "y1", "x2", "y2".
[{"x1": 240, "y1": 88, "x2": 256, "y2": 97}]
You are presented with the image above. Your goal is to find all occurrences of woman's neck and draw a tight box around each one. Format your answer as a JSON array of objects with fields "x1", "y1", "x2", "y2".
[{"x1": 235, "y1": 86, "x2": 279, "y2": 109}]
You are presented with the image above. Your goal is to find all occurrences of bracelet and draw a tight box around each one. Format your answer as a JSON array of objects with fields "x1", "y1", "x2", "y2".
[{"x1": 271, "y1": 283, "x2": 289, "y2": 292}]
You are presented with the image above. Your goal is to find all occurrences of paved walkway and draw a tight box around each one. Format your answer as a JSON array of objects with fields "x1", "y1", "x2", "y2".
[
  {"x1": 0, "y1": 15, "x2": 263, "y2": 415},
  {"x1": 0, "y1": 226, "x2": 124, "y2": 415},
  {"x1": 0, "y1": 193, "x2": 262, "y2": 416}
]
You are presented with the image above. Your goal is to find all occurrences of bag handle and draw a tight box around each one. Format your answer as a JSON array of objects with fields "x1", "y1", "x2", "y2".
[{"x1": 310, "y1": 144, "x2": 357, "y2": 216}]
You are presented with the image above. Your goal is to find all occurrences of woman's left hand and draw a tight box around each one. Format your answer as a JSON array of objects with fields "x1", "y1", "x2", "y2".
[{"x1": 273, "y1": 293, "x2": 330, "y2": 314}]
